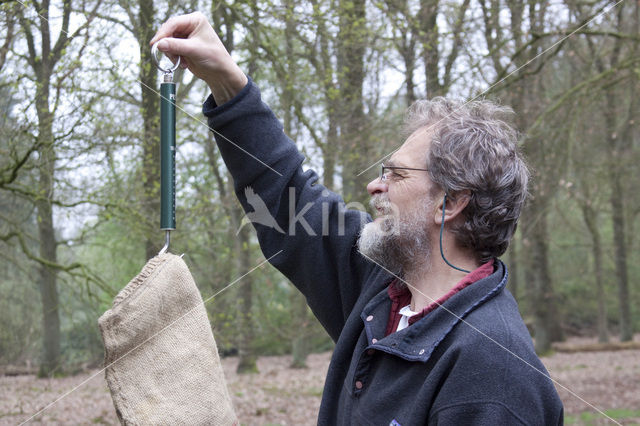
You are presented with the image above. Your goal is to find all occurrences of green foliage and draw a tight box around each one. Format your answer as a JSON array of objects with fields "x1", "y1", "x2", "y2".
[
  {"x1": 0, "y1": 266, "x2": 41, "y2": 365},
  {"x1": 565, "y1": 408, "x2": 640, "y2": 425},
  {"x1": 75, "y1": 218, "x2": 146, "y2": 297}
]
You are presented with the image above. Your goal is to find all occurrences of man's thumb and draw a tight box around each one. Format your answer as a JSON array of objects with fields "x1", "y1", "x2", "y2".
[
  {"x1": 156, "y1": 39, "x2": 170, "y2": 51},
  {"x1": 157, "y1": 38, "x2": 189, "y2": 56}
]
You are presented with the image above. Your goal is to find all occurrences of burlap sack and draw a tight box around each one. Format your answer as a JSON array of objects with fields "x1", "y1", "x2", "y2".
[{"x1": 98, "y1": 253, "x2": 237, "y2": 425}]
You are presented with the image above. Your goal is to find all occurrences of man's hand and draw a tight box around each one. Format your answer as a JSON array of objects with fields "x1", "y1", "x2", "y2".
[{"x1": 151, "y1": 12, "x2": 248, "y2": 105}]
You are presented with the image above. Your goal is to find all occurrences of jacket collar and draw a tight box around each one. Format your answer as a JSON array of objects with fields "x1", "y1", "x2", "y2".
[{"x1": 360, "y1": 260, "x2": 508, "y2": 363}]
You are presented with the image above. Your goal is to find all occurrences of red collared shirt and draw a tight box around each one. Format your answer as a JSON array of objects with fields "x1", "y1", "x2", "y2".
[{"x1": 385, "y1": 259, "x2": 495, "y2": 336}]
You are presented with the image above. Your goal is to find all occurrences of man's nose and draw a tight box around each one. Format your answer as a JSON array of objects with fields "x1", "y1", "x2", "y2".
[{"x1": 367, "y1": 177, "x2": 388, "y2": 196}]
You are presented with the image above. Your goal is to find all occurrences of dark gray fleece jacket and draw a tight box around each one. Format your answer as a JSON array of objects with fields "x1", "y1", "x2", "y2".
[{"x1": 203, "y1": 79, "x2": 564, "y2": 426}]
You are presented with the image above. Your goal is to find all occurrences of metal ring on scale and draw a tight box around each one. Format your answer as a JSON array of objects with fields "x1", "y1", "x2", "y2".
[{"x1": 151, "y1": 40, "x2": 181, "y2": 73}]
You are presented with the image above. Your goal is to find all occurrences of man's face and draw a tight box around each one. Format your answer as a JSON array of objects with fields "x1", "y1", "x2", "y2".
[{"x1": 358, "y1": 127, "x2": 439, "y2": 273}]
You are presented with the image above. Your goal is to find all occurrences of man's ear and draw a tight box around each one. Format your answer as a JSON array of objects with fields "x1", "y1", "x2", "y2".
[{"x1": 434, "y1": 190, "x2": 471, "y2": 225}]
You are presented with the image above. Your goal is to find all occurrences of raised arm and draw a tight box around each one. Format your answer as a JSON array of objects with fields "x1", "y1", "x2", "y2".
[{"x1": 151, "y1": 13, "x2": 381, "y2": 340}]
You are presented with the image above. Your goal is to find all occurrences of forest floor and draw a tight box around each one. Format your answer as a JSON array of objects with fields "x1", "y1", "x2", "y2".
[{"x1": 1, "y1": 335, "x2": 639, "y2": 425}]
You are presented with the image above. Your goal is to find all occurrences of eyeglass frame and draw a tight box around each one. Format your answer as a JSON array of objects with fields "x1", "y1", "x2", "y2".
[{"x1": 380, "y1": 163, "x2": 429, "y2": 181}]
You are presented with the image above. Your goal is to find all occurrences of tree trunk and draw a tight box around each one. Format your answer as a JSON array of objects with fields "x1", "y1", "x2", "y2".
[
  {"x1": 521, "y1": 185, "x2": 563, "y2": 354},
  {"x1": 35, "y1": 95, "x2": 61, "y2": 376},
  {"x1": 337, "y1": 0, "x2": 368, "y2": 202},
  {"x1": 603, "y1": 94, "x2": 632, "y2": 342},
  {"x1": 26, "y1": 5, "x2": 63, "y2": 374},
  {"x1": 309, "y1": 0, "x2": 339, "y2": 192},
  {"x1": 323, "y1": 120, "x2": 338, "y2": 191},
  {"x1": 290, "y1": 290, "x2": 310, "y2": 369},
  {"x1": 235, "y1": 2, "x2": 260, "y2": 374},
  {"x1": 403, "y1": 40, "x2": 416, "y2": 105},
  {"x1": 282, "y1": 0, "x2": 311, "y2": 368},
  {"x1": 586, "y1": 3, "x2": 634, "y2": 342},
  {"x1": 512, "y1": 95, "x2": 565, "y2": 351},
  {"x1": 609, "y1": 166, "x2": 632, "y2": 341},
  {"x1": 384, "y1": 0, "x2": 417, "y2": 105},
  {"x1": 581, "y1": 202, "x2": 609, "y2": 343},
  {"x1": 419, "y1": 0, "x2": 443, "y2": 97},
  {"x1": 497, "y1": 0, "x2": 563, "y2": 350},
  {"x1": 138, "y1": 0, "x2": 162, "y2": 259},
  {"x1": 607, "y1": 5, "x2": 638, "y2": 340},
  {"x1": 235, "y1": 224, "x2": 258, "y2": 374},
  {"x1": 19, "y1": 0, "x2": 98, "y2": 377},
  {"x1": 203, "y1": 131, "x2": 258, "y2": 374}
]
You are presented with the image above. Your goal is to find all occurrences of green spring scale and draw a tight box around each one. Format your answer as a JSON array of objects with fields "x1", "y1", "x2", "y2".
[{"x1": 151, "y1": 41, "x2": 180, "y2": 255}]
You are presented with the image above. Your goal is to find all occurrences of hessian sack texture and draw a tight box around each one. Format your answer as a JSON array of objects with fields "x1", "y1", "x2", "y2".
[{"x1": 98, "y1": 253, "x2": 237, "y2": 425}]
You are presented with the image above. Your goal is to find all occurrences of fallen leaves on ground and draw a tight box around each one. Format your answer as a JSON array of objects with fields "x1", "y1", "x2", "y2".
[
  {"x1": 1, "y1": 336, "x2": 638, "y2": 425},
  {"x1": 544, "y1": 335, "x2": 640, "y2": 425}
]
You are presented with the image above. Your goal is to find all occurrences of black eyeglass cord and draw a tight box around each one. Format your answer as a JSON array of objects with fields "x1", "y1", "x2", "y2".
[{"x1": 439, "y1": 193, "x2": 471, "y2": 274}]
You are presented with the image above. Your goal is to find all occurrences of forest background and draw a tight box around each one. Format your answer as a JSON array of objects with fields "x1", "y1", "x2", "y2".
[{"x1": 0, "y1": 0, "x2": 638, "y2": 415}]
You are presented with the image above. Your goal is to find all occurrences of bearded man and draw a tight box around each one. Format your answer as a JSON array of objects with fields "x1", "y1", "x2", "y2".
[{"x1": 153, "y1": 12, "x2": 564, "y2": 425}]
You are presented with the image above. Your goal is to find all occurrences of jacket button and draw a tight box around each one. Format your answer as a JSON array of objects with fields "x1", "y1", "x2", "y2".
[
  {"x1": 366, "y1": 315, "x2": 373, "y2": 322},
  {"x1": 371, "y1": 338, "x2": 378, "y2": 344},
  {"x1": 419, "y1": 349, "x2": 425, "y2": 355},
  {"x1": 355, "y1": 381, "x2": 363, "y2": 390}
]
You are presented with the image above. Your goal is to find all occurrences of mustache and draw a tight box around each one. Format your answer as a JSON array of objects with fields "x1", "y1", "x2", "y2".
[{"x1": 370, "y1": 194, "x2": 394, "y2": 216}]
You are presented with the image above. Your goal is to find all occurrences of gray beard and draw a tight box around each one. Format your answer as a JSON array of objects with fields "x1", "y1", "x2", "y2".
[{"x1": 357, "y1": 195, "x2": 431, "y2": 277}]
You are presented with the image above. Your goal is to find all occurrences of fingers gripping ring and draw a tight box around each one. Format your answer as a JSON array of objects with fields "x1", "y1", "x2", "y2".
[{"x1": 152, "y1": 40, "x2": 181, "y2": 73}]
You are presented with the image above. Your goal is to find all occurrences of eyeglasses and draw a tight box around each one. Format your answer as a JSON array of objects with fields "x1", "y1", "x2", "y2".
[{"x1": 380, "y1": 163, "x2": 429, "y2": 181}]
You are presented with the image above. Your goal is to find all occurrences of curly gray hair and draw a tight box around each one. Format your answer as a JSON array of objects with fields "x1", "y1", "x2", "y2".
[{"x1": 404, "y1": 97, "x2": 529, "y2": 262}]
